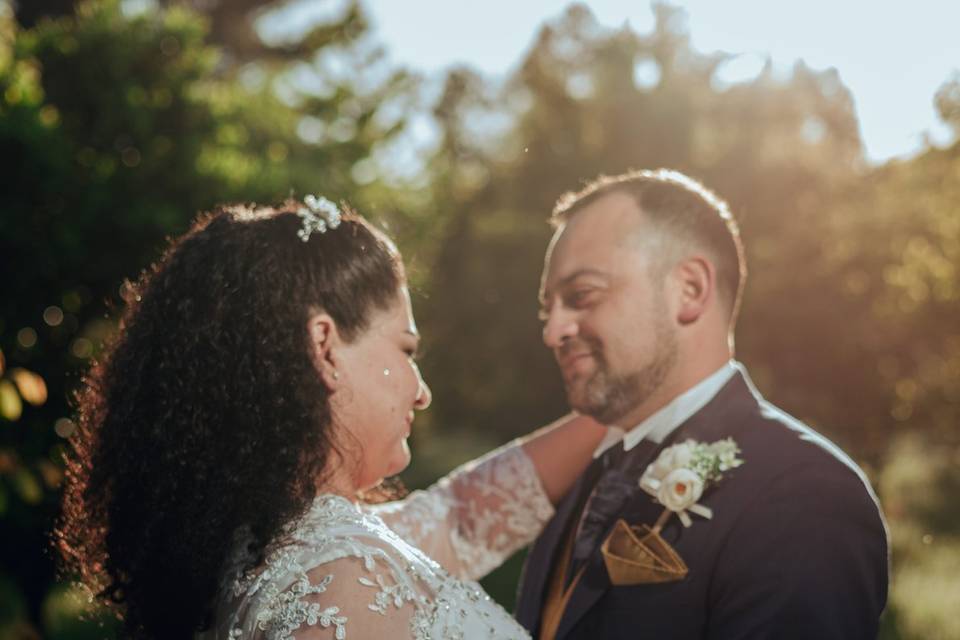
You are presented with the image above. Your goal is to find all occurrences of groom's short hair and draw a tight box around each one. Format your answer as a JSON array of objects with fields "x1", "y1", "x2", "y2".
[{"x1": 551, "y1": 168, "x2": 746, "y2": 325}]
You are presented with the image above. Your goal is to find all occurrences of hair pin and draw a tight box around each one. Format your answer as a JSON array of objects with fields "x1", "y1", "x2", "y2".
[{"x1": 297, "y1": 194, "x2": 342, "y2": 241}]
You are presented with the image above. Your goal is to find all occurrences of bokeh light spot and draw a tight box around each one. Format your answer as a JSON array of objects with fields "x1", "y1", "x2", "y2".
[
  {"x1": 0, "y1": 451, "x2": 15, "y2": 473},
  {"x1": 351, "y1": 158, "x2": 377, "y2": 185},
  {"x1": 801, "y1": 116, "x2": 827, "y2": 144},
  {"x1": 16, "y1": 327, "x2": 37, "y2": 349},
  {"x1": 895, "y1": 379, "x2": 919, "y2": 400},
  {"x1": 39, "y1": 105, "x2": 60, "y2": 127},
  {"x1": 565, "y1": 73, "x2": 595, "y2": 100},
  {"x1": 297, "y1": 115, "x2": 326, "y2": 144},
  {"x1": 13, "y1": 469, "x2": 42, "y2": 504},
  {"x1": 633, "y1": 57, "x2": 661, "y2": 90},
  {"x1": 891, "y1": 403, "x2": 913, "y2": 421},
  {"x1": 43, "y1": 306, "x2": 64, "y2": 327},
  {"x1": 329, "y1": 118, "x2": 357, "y2": 143},
  {"x1": 37, "y1": 460, "x2": 63, "y2": 489},
  {"x1": 11, "y1": 369, "x2": 47, "y2": 406},
  {"x1": 70, "y1": 339, "x2": 94, "y2": 360},
  {"x1": 54, "y1": 418, "x2": 76, "y2": 439},
  {"x1": 0, "y1": 380, "x2": 22, "y2": 421},
  {"x1": 121, "y1": 147, "x2": 142, "y2": 167},
  {"x1": 62, "y1": 290, "x2": 83, "y2": 313},
  {"x1": 5, "y1": 85, "x2": 22, "y2": 104}
]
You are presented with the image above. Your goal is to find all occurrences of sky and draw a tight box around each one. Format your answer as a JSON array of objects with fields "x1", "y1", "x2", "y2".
[{"x1": 353, "y1": 0, "x2": 958, "y2": 164}]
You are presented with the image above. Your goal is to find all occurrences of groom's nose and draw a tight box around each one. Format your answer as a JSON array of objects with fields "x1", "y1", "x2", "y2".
[{"x1": 542, "y1": 307, "x2": 578, "y2": 350}]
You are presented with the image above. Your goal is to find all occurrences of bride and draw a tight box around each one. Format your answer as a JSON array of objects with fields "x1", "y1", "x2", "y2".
[{"x1": 56, "y1": 196, "x2": 605, "y2": 639}]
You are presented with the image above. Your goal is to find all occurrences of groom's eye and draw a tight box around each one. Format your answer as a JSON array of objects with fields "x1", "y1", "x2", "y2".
[{"x1": 568, "y1": 289, "x2": 597, "y2": 308}]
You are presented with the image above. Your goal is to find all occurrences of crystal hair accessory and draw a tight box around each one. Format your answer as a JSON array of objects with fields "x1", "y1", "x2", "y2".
[{"x1": 297, "y1": 194, "x2": 342, "y2": 241}]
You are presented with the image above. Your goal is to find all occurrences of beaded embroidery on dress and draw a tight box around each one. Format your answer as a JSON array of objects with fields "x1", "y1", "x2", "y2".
[{"x1": 200, "y1": 443, "x2": 553, "y2": 639}]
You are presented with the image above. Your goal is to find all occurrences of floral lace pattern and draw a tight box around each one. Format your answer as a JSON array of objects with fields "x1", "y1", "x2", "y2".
[{"x1": 200, "y1": 442, "x2": 553, "y2": 639}]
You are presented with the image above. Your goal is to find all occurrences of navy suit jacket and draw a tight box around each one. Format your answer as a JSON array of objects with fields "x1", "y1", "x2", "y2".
[{"x1": 515, "y1": 369, "x2": 889, "y2": 639}]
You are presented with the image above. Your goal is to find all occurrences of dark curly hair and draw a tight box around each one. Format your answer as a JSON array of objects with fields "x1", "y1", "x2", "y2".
[{"x1": 55, "y1": 201, "x2": 404, "y2": 638}]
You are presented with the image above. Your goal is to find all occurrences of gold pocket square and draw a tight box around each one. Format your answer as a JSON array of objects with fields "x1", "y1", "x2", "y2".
[{"x1": 601, "y1": 518, "x2": 689, "y2": 585}]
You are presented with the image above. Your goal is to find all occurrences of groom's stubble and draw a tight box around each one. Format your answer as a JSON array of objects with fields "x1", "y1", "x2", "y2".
[{"x1": 567, "y1": 288, "x2": 679, "y2": 426}]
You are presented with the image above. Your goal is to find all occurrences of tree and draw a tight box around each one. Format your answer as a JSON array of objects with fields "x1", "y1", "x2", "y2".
[
  {"x1": 420, "y1": 4, "x2": 866, "y2": 451},
  {"x1": 0, "y1": 0, "x2": 411, "y2": 634}
]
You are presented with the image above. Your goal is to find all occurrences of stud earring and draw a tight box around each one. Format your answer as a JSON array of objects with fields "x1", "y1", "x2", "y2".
[
  {"x1": 383, "y1": 368, "x2": 391, "y2": 376},
  {"x1": 332, "y1": 371, "x2": 340, "y2": 380}
]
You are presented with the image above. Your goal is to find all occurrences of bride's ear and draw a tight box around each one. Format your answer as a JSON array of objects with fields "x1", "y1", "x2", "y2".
[{"x1": 306, "y1": 311, "x2": 343, "y2": 390}]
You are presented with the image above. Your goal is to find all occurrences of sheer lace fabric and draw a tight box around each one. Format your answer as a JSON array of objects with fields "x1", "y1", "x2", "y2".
[{"x1": 200, "y1": 442, "x2": 553, "y2": 639}]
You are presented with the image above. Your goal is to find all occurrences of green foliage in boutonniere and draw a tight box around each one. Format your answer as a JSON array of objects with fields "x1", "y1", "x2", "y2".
[
  {"x1": 687, "y1": 438, "x2": 744, "y2": 483},
  {"x1": 640, "y1": 438, "x2": 744, "y2": 530}
]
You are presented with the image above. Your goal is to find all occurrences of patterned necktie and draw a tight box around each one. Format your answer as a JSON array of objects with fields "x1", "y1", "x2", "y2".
[{"x1": 569, "y1": 438, "x2": 659, "y2": 578}]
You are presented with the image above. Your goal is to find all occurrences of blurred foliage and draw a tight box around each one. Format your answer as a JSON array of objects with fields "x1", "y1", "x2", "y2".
[
  {"x1": 823, "y1": 141, "x2": 960, "y2": 449},
  {"x1": 0, "y1": 0, "x2": 415, "y2": 634},
  {"x1": 2, "y1": 0, "x2": 958, "y2": 638},
  {"x1": 878, "y1": 436, "x2": 960, "y2": 639},
  {"x1": 413, "y1": 3, "x2": 960, "y2": 632},
  {"x1": 421, "y1": 4, "x2": 872, "y2": 452},
  {"x1": 14, "y1": 0, "x2": 376, "y2": 64}
]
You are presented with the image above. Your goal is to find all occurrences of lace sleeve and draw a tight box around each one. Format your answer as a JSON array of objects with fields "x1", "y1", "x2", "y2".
[
  {"x1": 287, "y1": 557, "x2": 421, "y2": 640},
  {"x1": 231, "y1": 536, "x2": 426, "y2": 640},
  {"x1": 371, "y1": 441, "x2": 554, "y2": 580}
]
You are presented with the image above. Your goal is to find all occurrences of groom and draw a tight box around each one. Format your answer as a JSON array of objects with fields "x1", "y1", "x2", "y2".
[{"x1": 516, "y1": 169, "x2": 888, "y2": 638}]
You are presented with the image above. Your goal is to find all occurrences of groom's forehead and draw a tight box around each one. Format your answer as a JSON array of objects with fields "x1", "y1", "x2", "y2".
[
  {"x1": 547, "y1": 216, "x2": 646, "y2": 272},
  {"x1": 558, "y1": 196, "x2": 648, "y2": 251}
]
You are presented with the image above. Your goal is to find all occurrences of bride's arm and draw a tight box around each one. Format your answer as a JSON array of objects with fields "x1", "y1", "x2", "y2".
[
  {"x1": 519, "y1": 413, "x2": 606, "y2": 504},
  {"x1": 372, "y1": 413, "x2": 605, "y2": 579}
]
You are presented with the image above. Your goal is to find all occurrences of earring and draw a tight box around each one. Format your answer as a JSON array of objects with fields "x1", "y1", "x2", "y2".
[
  {"x1": 383, "y1": 368, "x2": 390, "y2": 376},
  {"x1": 332, "y1": 371, "x2": 340, "y2": 380}
]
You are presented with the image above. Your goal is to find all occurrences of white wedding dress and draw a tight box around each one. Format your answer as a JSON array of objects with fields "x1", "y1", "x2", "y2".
[{"x1": 200, "y1": 442, "x2": 553, "y2": 639}]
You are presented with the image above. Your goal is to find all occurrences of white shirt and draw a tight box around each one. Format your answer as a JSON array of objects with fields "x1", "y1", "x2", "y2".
[{"x1": 592, "y1": 360, "x2": 739, "y2": 458}]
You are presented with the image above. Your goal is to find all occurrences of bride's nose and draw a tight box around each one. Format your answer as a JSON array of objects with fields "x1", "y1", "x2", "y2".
[
  {"x1": 413, "y1": 363, "x2": 432, "y2": 410},
  {"x1": 414, "y1": 378, "x2": 432, "y2": 410}
]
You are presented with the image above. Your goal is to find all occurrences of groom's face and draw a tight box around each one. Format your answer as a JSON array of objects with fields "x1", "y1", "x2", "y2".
[{"x1": 539, "y1": 192, "x2": 678, "y2": 426}]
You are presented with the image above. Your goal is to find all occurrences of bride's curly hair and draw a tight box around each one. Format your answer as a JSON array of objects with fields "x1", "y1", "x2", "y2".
[{"x1": 55, "y1": 202, "x2": 403, "y2": 638}]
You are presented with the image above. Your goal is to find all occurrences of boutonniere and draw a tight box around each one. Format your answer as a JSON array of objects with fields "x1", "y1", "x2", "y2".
[
  {"x1": 639, "y1": 438, "x2": 743, "y2": 530},
  {"x1": 600, "y1": 438, "x2": 743, "y2": 586}
]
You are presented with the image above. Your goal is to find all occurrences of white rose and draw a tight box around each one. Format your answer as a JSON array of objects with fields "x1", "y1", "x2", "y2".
[
  {"x1": 649, "y1": 441, "x2": 695, "y2": 480},
  {"x1": 657, "y1": 468, "x2": 704, "y2": 512}
]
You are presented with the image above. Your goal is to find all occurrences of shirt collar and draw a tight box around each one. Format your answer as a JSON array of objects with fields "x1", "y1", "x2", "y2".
[{"x1": 592, "y1": 360, "x2": 739, "y2": 458}]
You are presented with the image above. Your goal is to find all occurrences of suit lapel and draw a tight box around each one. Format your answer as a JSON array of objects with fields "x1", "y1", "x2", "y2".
[
  {"x1": 554, "y1": 371, "x2": 761, "y2": 638},
  {"x1": 516, "y1": 459, "x2": 601, "y2": 631}
]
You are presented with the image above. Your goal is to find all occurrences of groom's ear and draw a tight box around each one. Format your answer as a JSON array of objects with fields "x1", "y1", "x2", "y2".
[
  {"x1": 306, "y1": 310, "x2": 344, "y2": 389},
  {"x1": 674, "y1": 255, "x2": 714, "y2": 325}
]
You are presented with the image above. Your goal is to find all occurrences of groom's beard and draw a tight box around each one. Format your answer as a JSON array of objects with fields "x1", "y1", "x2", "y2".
[{"x1": 567, "y1": 317, "x2": 678, "y2": 426}]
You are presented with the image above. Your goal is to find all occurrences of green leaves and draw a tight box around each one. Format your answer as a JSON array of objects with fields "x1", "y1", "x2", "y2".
[{"x1": 0, "y1": 1, "x2": 412, "y2": 636}]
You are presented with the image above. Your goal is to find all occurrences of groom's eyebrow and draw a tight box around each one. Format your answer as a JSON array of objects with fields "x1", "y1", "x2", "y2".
[{"x1": 539, "y1": 268, "x2": 610, "y2": 304}]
